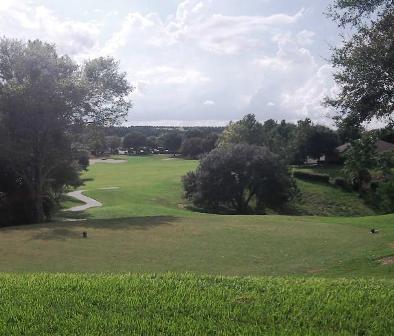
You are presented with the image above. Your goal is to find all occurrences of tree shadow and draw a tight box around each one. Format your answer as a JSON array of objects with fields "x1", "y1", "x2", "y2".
[{"x1": 1, "y1": 216, "x2": 179, "y2": 241}]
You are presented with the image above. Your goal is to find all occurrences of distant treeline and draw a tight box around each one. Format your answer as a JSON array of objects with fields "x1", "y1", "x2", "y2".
[{"x1": 105, "y1": 126, "x2": 225, "y2": 138}]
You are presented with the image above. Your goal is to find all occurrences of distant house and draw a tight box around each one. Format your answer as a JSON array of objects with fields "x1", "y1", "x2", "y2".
[
  {"x1": 329, "y1": 139, "x2": 394, "y2": 163},
  {"x1": 117, "y1": 149, "x2": 128, "y2": 155}
]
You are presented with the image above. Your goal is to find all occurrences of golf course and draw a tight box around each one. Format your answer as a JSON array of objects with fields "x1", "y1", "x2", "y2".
[
  {"x1": 1, "y1": 155, "x2": 394, "y2": 335},
  {"x1": 0, "y1": 155, "x2": 392, "y2": 277}
]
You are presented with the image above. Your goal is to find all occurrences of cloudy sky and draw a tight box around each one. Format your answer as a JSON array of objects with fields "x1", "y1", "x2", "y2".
[{"x1": 0, "y1": 0, "x2": 341, "y2": 126}]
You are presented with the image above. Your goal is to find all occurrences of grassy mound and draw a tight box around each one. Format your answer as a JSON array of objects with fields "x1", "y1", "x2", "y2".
[{"x1": 1, "y1": 273, "x2": 393, "y2": 335}]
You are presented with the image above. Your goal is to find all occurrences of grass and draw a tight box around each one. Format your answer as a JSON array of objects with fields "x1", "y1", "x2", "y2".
[
  {"x1": 0, "y1": 155, "x2": 390, "y2": 277},
  {"x1": 1, "y1": 214, "x2": 393, "y2": 277},
  {"x1": 293, "y1": 179, "x2": 376, "y2": 216},
  {"x1": 0, "y1": 273, "x2": 393, "y2": 335},
  {"x1": 294, "y1": 165, "x2": 344, "y2": 178},
  {"x1": 1, "y1": 154, "x2": 394, "y2": 335},
  {"x1": 72, "y1": 155, "x2": 374, "y2": 219}
]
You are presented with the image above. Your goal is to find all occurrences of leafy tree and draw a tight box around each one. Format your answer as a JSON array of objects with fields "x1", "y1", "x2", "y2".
[
  {"x1": 202, "y1": 133, "x2": 219, "y2": 152},
  {"x1": 123, "y1": 131, "x2": 147, "y2": 149},
  {"x1": 183, "y1": 144, "x2": 296, "y2": 214},
  {"x1": 160, "y1": 132, "x2": 183, "y2": 154},
  {"x1": 305, "y1": 126, "x2": 339, "y2": 160},
  {"x1": 343, "y1": 134, "x2": 380, "y2": 191},
  {"x1": 180, "y1": 137, "x2": 205, "y2": 159},
  {"x1": 0, "y1": 38, "x2": 132, "y2": 224},
  {"x1": 262, "y1": 119, "x2": 297, "y2": 162},
  {"x1": 292, "y1": 120, "x2": 339, "y2": 162},
  {"x1": 325, "y1": 0, "x2": 394, "y2": 127},
  {"x1": 146, "y1": 136, "x2": 159, "y2": 148},
  {"x1": 87, "y1": 126, "x2": 107, "y2": 156},
  {"x1": 106, "y1": 136, "x2": 122, "y2": 153},
  {"x1": 218, "y1": 114, "x2": 264, "y2": 147}
]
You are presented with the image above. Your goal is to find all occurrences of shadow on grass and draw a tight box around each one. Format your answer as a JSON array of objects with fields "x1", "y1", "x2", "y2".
[{"x1": 1, "y1": 216, "x2": 179, "y2": 241}]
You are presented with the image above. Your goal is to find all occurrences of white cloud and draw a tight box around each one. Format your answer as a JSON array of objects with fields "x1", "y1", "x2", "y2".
[
  {"x1": 0, "y1": 0, "x2": 338, "y2": 126},
  {"x1": 0, "y1": 1, "x2": 100, "y2": 59}
]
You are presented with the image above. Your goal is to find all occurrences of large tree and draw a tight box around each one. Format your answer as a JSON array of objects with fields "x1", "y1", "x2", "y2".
[
  {"x1": 123, "y1": 131, "x2": 147, "y2": 149},
  {"x1": 325, "y1": 0, "x2": 394, "y2": 127},
  {"x1": 0, "y1": 38, "x2": 132, "y2": 224},
  {"x1": 183, "y1": 144, "x2": 296, "y2": 214},
  {"x1": 218, "y1": 114, "x2": 264, "y2": 147}
]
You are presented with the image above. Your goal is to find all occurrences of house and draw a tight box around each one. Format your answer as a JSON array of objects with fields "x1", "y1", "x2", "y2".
[{"x1": 329, "y1": 139, "x2": 394, "y2": 163}]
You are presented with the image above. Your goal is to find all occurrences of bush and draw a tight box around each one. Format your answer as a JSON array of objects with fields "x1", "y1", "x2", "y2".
[
  {"x1": 293, "y1": 171, "x2": 330, "y2": 183},
  {"x1": 376, "y1": 181, "x2": 394, "y2": 213},
  {"x1": 333, "y1": 177, "x2": 348, "y2": 189},
  {"x1": 183, "y1": 144, "x2": 296, "y2": 214}
]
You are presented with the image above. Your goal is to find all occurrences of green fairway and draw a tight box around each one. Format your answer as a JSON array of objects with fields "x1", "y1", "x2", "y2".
[
  {"x1": 1, "y1": 213, "x2": 393, "y2": 277},
  {"x1": 1, "y1": 273, "x2": 393, "y2": 335},
  {"x1": 77, "y1": 155, "x2": 197, "y2": 219},
  {"x1": 1, "y1": 155, "x2": 394, "y2": 336},
  {"x1": 0, "y1": 155, "x2": 392, "y2": 277}
]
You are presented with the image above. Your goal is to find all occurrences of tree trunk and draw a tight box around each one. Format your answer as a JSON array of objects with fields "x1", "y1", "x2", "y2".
[{"x1": 31, "y1": 191, "x2": 45, "y2": 223}]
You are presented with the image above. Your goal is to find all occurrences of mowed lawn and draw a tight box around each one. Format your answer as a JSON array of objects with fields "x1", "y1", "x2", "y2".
[{"x1": 0, "y1": 155, "x2": 393, "y2": 277}]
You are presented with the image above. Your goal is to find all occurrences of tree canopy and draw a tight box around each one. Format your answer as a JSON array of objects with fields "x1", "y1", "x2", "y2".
[
  {"x1": 0, "y1": 38, "x2": 132, "y2": 224},
  {"x1": 218, "y1": 114, "x2": 264, "y2": 147},
  {"x1": 326, "y1": 0, "x2": 393, "y2": 127},
  {"x1": 183, "y1": 144, "x2": 296, "y2": 214}
]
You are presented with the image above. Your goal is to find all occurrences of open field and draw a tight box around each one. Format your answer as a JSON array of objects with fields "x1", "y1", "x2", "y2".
[
  {"x1": 0, "y1": 155, "x2": 392, "y2": 277},
  {"x1": 1, "y1": 273, "x2": 393, "y2": 335}
]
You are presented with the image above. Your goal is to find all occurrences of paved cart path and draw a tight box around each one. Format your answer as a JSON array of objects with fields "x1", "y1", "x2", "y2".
[{"x1": 65, "y1": 190, "x2": 102, "y2": 212}]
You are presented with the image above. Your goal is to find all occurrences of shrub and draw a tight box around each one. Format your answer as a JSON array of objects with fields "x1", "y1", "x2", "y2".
[
  {"x1": 376, "y1": 181, "x2": 394, "y2": 213},
  {"x1": 333, "y1": 177, "x2": 348, "y2": 189},
  {"x1": 293, "y1": 171, "x2": 330, "y2": 183}
]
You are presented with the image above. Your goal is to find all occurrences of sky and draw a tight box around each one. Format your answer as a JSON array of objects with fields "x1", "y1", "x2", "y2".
[{"x1": 0, "y1": 0, "x2": 342, "y2": 126}]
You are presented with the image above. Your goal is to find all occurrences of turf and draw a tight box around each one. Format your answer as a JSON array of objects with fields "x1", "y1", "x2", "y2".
[
  {"x1": 0, "y1": 273, "x2": 393, "y2": 336},
  {"x1": 0, "y1": 155, "x2": 392, "y2": 277},
  {"x1": 73, "y1": 155, "x2": 375, "y2": 219},
  {"x1": 1, "y1": 212, "x2": 393, "y2": 277}
]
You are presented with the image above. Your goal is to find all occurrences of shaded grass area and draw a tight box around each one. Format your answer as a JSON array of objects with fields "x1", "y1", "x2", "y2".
[
  {"x1": 293, "y1": 165, "x2": 344, "y2": 178},
  {"x1": 293, "y1": 179, "x2": 376, "y2": 216},
  {"x1": 0, "y1": 273, "x2": 393, "y2": 335},
  {"x1": 1, "y1": 214, "x2": 393, "y2": 277}
]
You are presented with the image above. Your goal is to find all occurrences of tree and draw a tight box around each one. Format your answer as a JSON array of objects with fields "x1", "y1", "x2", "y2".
[
  {"x1": 304, "y1": 126, "x2": 339, "y2": 160},
  {"x1": 261, "y1": 119, "x2": 297, "y2": 162},
  {"x1": 218, "y1": 114, "x2": 264, "y2": 147},
  {"x1": 180, "y1": 137, "x2": 205, "y2": 159},
  {"x1": 0, "y1": 38, "x2": 132, "y2": 224},
  {"x1": 325, "y1": 0, "x2": 394, "y2": 127},
  {"x1": 86, "y1": 126, "x2": 107, "y2": 156},
  {"x1": 291, "y1": 120, "x2": 339, "y2": 162},
  {"x1": 343, "y1": 134, "x2": 379, "y2": 191},
  {"x1": 160, "y1": 132, "x2": 183, "y2": 154},
  {"x1": 106, "y1": 136, "x2": 122, "y2": 153},
  {"x1": 183, "y1": 144, "x2": 296, "y2": 214},
  {"x1": 123, "y1": 131, "x2": 147, "y2": 149}
]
